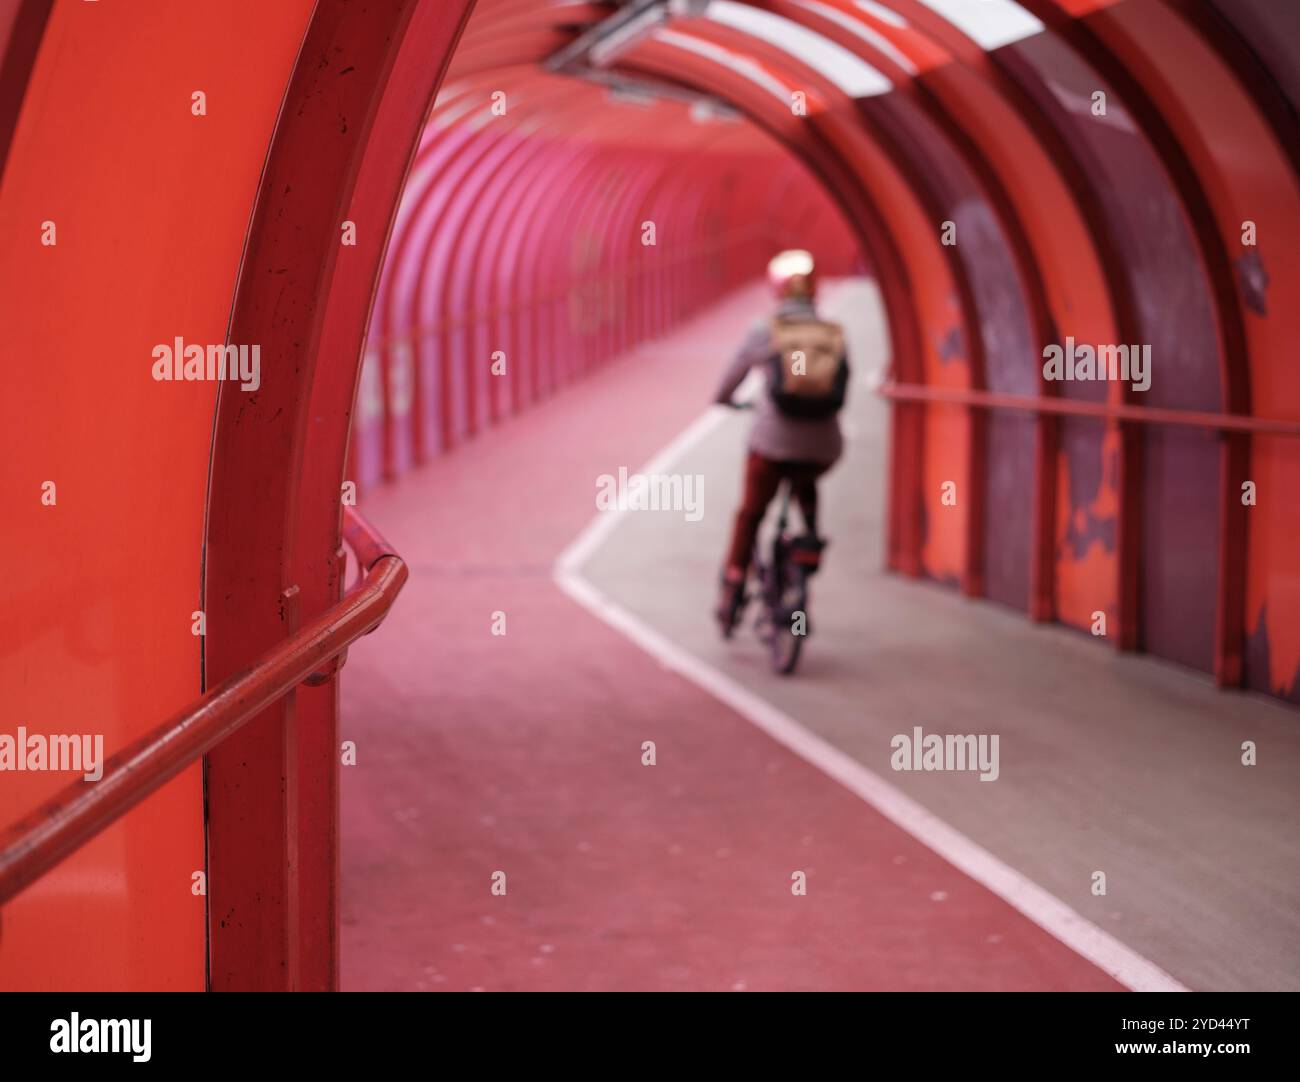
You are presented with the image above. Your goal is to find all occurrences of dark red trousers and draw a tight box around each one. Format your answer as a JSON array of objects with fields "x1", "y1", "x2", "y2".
[{"x1": 723, "y1": 452, "x2": 829, "y2": 574}]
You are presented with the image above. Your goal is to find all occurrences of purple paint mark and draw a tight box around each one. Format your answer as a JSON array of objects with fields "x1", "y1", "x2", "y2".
[
  {"x1": 937, "y1": 324, "x2": 964, "y2": 365},
  {"x1": 1235, "y1": 250, "x2": 1269, "y2": 317}
]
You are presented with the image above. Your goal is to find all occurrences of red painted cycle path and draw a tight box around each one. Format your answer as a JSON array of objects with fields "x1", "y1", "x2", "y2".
[{"x1": 339, "y1": 284, "x2": 1122, "y2": 991}]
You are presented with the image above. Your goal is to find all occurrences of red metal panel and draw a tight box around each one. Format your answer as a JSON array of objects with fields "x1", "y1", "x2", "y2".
[{"x1": 0, "y1": 0, "x2": 315, "y2": 991}]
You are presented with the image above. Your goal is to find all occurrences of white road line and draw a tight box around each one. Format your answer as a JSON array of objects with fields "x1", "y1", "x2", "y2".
[{"x1": 552, "y1": 290, "x2": 1189, "y2": 993}]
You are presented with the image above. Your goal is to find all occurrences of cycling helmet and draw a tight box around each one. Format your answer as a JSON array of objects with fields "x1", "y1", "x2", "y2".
[{"x1": 767, "y1": 249, "x2": 816, "y2": 300}]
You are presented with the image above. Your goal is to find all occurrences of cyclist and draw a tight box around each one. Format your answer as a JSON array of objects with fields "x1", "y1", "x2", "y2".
[{"x1": 714, "y1": 249, "x2": 849, "y2": 630}]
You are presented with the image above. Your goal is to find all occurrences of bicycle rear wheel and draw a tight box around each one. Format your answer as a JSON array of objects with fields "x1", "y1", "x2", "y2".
[
  {"x1": 768, "y1": 577, "x2": 807, "y2": 675},
  {"x1": 770, "y1": 623, "x2": 803, "y2": 674}
]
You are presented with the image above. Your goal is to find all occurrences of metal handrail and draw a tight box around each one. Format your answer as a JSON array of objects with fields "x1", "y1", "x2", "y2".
[
  {"x1": 878, "y1": 381, "x2": 1300, "y2": 437},
  {"x1": 0, "y1": 508, "x2": 407, "y2": 906}
]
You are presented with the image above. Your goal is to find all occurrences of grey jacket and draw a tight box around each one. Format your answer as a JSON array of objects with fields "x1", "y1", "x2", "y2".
[{"x1": 713, "y1": 297, "x2": 845, "y2": 465}]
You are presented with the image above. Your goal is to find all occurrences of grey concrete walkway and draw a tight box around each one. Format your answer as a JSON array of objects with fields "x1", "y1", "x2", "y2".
[{"x1": 582, "y1": 278, "x2": 1300, "y2": 992}]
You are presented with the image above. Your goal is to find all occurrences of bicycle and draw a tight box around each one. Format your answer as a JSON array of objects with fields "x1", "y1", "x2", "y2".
[{"x1": 719, "y1": 476, "x2": 826, "y2": 675}]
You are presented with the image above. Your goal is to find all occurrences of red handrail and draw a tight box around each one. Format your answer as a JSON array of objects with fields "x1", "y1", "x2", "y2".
[
  {"x1": 879, "y1": 382, "x2": 1300, "y2": 437},
  {"x1": 0, "y1": 508, "x2": 407, "y2": 906}
]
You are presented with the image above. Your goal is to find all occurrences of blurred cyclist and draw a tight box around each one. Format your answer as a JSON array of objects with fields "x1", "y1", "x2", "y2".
[{"x1": 714, "y1": 249, "x2": 849, "y2": 630}]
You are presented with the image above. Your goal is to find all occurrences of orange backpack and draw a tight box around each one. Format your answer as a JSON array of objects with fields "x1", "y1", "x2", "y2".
[{"x1": 767, "y1": 316, "x2": 849, "y2": 419}]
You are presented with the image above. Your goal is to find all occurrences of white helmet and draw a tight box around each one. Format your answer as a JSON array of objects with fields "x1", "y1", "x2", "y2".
[{"x1": 767, "y1": 249, "x2": 816, "y2": 300}]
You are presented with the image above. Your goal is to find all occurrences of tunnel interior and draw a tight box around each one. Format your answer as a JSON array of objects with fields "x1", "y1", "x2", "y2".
[{"x1": 0, "y1": 0, "x2": 1297, "y2": 992}]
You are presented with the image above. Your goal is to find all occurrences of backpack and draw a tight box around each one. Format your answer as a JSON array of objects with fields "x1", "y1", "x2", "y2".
[{"x1": 766, "y1": 316, "x2": 848, "y2": 419}]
